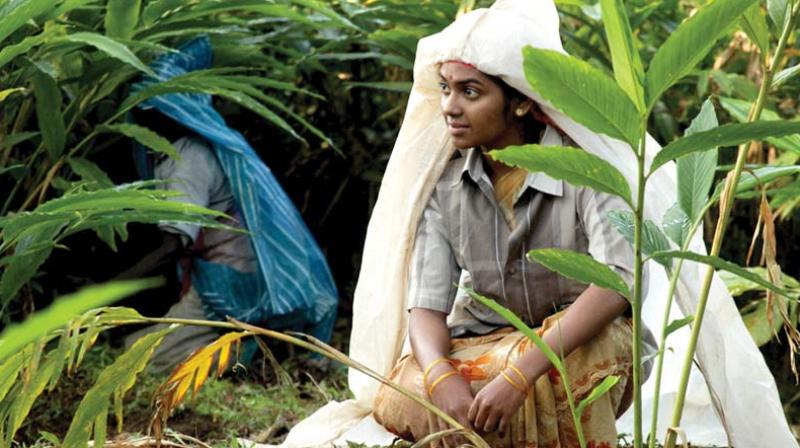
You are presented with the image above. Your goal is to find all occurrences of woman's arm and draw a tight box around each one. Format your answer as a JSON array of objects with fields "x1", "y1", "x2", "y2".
[
  {"x1": 409, "y1": 308, "x2": 475, "y2": 439},
  {"x1": 468, "y1": 285, "x2": 628, "y2": 433},
  {"x1": 514, "y1": 285, "x2": 628, "y2": 383}
]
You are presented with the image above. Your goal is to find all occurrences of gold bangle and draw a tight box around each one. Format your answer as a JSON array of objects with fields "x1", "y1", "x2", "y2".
[
  {"x1": 500, "y1": 371, "x2": 526, "y2": 394},
  {"x1": 422, "y1": 357, "x2": 451, "y2": 386},
  {"x1": 428, "y1": 371, "x2": 459, "y2": 397},
  {"x1": 506, "y1": 364, "x2": 529, "y2": 389}
]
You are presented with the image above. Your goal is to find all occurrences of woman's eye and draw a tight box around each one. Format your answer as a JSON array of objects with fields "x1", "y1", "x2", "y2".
[
  {"x1": 464, "y1": 87, "x2": 478, "y2": 98},
  {"x1": 438, "y1": 82, "x2": 450, "y2": 92}
]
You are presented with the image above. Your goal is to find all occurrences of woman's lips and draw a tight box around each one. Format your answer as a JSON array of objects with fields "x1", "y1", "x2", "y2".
[{"x1": 448, "y1": 123, "x2": 469, "y2": 136}]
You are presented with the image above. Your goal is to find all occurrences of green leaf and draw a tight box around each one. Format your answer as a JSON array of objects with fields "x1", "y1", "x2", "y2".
[
  {"x1": 607, "y1": 210, "x2": 671, "y2": 267},
  {"x1": 600, "y1": 0, "x2": 644, "y2": 110},
  {"x1": 105, "y1": 0, "x2": 142, "y2": 40},
  {"x1": 0, "y1": 0, "x2": 53, "y2": 44},
  {"x1": 0, "y1": 351, "x2": 25, "y2": 403},
  {"x1": 576, "y1": 375, "x2": 619, "y2": 418},
  {"x1": 711, "y1": 165, "x2": 800, "y2": 200},
  {"x1": 123, "y1": 76, "x2": 304, "y2": 143},
  {"x1": 465, "y1": 288, "x2": 566, "y2": 373},
  {"x1": 491, "y1": 144, "x2": 632, "y2": 205},
  {"x1": 650, "y1": 121, "x2": 800, "y2": 174},
  {"x1": 678, "y1": 99, "x2": 719, "y2": 221},
  {"x1": 68, "y1": 158, "x2": 114, "y2": 188},
  {"x1": 0, "y1": 87, "x2": 25, "y2": 103},
  {"x1": 649, "y1": 250, "x2": 793, "y2": 299},
  {"x1": 345, "y1": 81, "x2": 412, "y2": 93},
  {"x1": 0, "y1": 280, "x2": 161, "y2": 362},
  {"x1": 741, "y1": 4, "x2": 770, "y2": 56},
  {"x1": 665, "y1": 315, "x2": 694, "y2": 336},
  {"x1": 61, "y1": 32, "x2": 154, "y2": 76},
  {"x1": 743, "y1": 298, "x2": 785, "y2": 345},
  {"x1": 767, "y1": 0, "x2": 790, "y2": 32},
  {"x1": 644, "y1": 0, "x2": 757, "y2": 110},
  {"x1": 719, "y1": 267, "x2": 800, "y2": 296},
  {"x1": 522, "y1": 47, "x2": 641, "y2": 147},
  {"x1": 100, "y1": 123, "x2": 178, "y2": 159},
  {"x1": 718, "y1": 96, "x2": 800, "y2": 155},
  {"x1": 31, "y1": 70, "x2": 66, "y2": 160},
  {"x1": 63, "y1": 328, "x2": 170, "y2": 447},
  {"x1": 662, "y1": 203, "x2": 691, "y2": 248},
  {"x1": 772, "y1": 64, "x2": 800, "y2": 88},
  {"x1": 527, "y1": 248, "x2": 630, "y2": 300}
]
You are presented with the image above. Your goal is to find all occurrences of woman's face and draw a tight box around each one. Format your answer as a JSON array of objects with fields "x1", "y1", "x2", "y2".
[{"x1": 438, "y1": 62, "x2": 522, "y2": 150}]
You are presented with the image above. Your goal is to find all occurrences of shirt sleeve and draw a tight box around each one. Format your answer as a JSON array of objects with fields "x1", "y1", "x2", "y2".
[
  {"x1": 576, "y1": 188, "x2": 648, "y2": 299},
  {"x1": 154, "y1": 137, "x2": 225, "y2": 243},
  {"x1": 407, "y1": 192, "x2": 461, "y2": 314}
]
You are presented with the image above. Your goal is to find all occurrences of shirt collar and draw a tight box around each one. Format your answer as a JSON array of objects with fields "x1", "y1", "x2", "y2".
[{"x1": 452, "y1": 125, "x2": 564, "y2": 198}]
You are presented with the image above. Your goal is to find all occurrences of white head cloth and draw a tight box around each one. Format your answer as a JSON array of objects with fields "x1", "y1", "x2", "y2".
[{"x1": 267, "y1": 1, "x2": 797, "y2": 447}]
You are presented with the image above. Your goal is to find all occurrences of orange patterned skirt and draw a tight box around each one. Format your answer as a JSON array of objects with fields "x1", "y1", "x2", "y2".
[{"x1": 373, "y1": 313, "x2": 633, "y2": 448}]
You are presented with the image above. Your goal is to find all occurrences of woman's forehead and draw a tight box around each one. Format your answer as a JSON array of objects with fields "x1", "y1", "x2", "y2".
[{"x1": 438, "y1": 61, "x2": 489, "y2": 83}]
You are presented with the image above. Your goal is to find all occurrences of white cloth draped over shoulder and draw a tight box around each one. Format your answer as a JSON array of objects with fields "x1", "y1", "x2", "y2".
[{"x1": 264, "y1": 1, "x2": 797, "y2": 446}]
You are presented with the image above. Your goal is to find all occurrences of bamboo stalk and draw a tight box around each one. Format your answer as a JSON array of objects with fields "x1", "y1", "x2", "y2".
[{"x1": 663, "y1": 4, "x2": 800, "y2": 447}]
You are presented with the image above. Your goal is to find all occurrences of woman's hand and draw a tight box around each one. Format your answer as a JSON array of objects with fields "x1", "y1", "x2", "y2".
[
  {"x1": 428, "y1": 371, "x2": 475, "y2": 446},
  {"x1": 467, "y1": 373, "x2": 527, "y2": 435}
]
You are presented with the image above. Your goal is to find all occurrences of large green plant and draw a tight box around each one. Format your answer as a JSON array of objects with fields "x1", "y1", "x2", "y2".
[{"x1": 488, "y1": 1, "x2": 800, "y2": 447}]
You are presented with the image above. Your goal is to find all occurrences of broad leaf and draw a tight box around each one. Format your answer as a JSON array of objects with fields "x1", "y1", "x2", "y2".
[
  {"x1": 767, "y1": 0, "x2": 790, "y2": 32},
  {"x1": 710, "y1": 165, "x2": 800, "y2": 200},
  {"x1": 63, "y1": 328, "x2": 170, "y2": 447},
  {"x1": 650, "y1": 121, "x2": 800, "y2": 174},
  {"x1": 645, "y1": 0, "x2": 757, "y2": 110},
  {"x1": 61, "y1": 32, "x2": 154, "y2": 76},
  {"x1": 741, "y1": 4, "x2": 770, "y2": 56},
  {"x1": 527, "y1": 248, "x2": 630, "y2": 300},
  {"x1": 0, "y1": 0, "x2": 52, "y2": 44},
  {"x1": 678, "y1": 99, "x2": 719, "y2": 221},
  {"x1": 607, "y1": 210, "x2": 671, "y2": 268},
  {"x1": 718, "y1": 96, "x2": 800, "y2": 155},
  {"x1": 522, "y1": 47, "x2": 641, "y2": 147},
  {"x1": 649, "y1": 250, "x2": 793, "y2": 298},
  {"x1": 665, "y1": 315, "x2": 694, "y2": 337},
  {"x1": 772, "y1": 64, "x2": 800, "y2": 88},
  {"x1": 32, "y1": 70, "x2": 65, "y2": 160},
  {"x1": 105, "y1": 0, "x2": 142, "y2": 40},
  {"x1": 0, "y1": 280, "x2": 160, "y2": 362},
  {"x1": 491, "y1": 144, "x2": 632, "y2": 206},
  {"x1": 600, "y1": 0, "x2": 644, "y2": 110},
  {"x1": 100, "y1": 123, "x2": 178, "y2": 159},
  {"x1": 662, "y1": 203, "x2": 691, "y2": 248},
  {"x1": 576, "y1": 375, "x2": 619, "y2": 418}
]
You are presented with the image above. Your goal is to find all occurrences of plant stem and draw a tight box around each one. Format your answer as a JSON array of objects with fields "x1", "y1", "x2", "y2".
[
  {"x1": 632, "y1": 125, "x2": 648, "y2": 448},
  {"x1": 647, "y1": 207, "x2": 710, "y2": 448},
  {"x1": 663, "y1": 5, "x2": 800, "y2": 447}
]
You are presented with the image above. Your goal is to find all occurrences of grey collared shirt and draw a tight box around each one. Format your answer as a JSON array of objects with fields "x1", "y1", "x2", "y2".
[{"x1": 408, "y1": 130, "x2": 647, "y2": 337}]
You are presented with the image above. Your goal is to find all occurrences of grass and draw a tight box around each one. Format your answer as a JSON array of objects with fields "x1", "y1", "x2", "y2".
[{"x1": 17, "y1": 339, "x2": 353, "y2": 447}]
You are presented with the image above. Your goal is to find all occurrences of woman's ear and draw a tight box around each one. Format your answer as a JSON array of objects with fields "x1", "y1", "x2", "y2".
[{"x1": 513, "y1": 98, "x2": 535, "y2": 118}]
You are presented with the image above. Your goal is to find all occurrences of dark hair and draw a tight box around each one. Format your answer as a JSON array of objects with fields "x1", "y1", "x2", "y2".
[{"x1": 487, "y1": 74, "x2": 546, "y2": 143}]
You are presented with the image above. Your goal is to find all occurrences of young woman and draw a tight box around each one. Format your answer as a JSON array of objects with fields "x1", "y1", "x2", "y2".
[
  {"x1": 371, "y1": 60, "x2": 642, "y2": 447},
  {"x1": 273, "y1": 1, "x2": 794, "y2": 447}
]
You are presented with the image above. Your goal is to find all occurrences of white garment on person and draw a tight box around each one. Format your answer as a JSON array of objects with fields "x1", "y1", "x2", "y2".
[
  {"x1": 155, "y1": 136, "x2": 256, "y2": 273},
  {"x1": 259, "y1": 1, "x2": 798, "y2": 447}
]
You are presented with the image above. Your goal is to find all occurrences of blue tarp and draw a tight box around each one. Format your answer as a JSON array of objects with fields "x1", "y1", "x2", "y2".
[{"x1": 132, "y1": 36, "x2": 338, "y2": 342}]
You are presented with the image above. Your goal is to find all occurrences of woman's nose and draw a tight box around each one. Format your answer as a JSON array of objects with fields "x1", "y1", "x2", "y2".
[{"x1": 441, "y1": 93, "x2": 462, "y2": 116}]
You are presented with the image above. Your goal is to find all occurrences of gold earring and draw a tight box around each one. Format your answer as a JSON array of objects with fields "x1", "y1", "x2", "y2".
[{"x1": 515, "y1": 107, "x2": 526, "y2": 117}]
